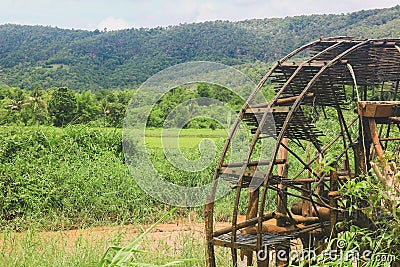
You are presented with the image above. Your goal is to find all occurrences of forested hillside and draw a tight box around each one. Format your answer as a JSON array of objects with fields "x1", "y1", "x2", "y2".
[{"x1": 0, "y1": 5, "x2": 399, "y2": 90}]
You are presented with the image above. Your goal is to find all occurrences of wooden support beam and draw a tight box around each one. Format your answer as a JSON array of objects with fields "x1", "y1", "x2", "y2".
[
  {"x1": 389, "y1": 117, "x2": 400, "y2": 123},
  {"x1": 242, "y1": 165, "x2": 259, "y2": 266},
  {"x1": 368, "y1": 118, "x2": 384, "y2": 162},
  {"x1": 221, "y1": 159, "x2": 285, "y2": 168},
  {"x1": 329, "y1": 165, "x2": 339, "y2": 240},
  {"x1": 279, "y1": 61, "x2": 328, "y2": 68},
  {"x1": 245, "y1": 106, "x2": 289, "y2": 115},
  {"x1": 357, "y1": 101, "x2": 400, "y2": 118},
  {"x1": 251, "y1": 93, "x2": 315, "y2": 108},
  {"x1": 277, "y1": 138, "x2": 289, "y2": 224},
  {"x1": 302, "y1": 142, "x2": 313, "y2": 218},
  {"x1": 277, "y1": 138, "x2": 289, "y2": 267},
  {"x1": 205, "y1": 196, "x2": 216, "y2": 267},
  {"x1": 212, "y1": 213, "x2": 276, "y2": 237},
  {"x1": 380, "y1": 137, "x2": 400, "y2": 141}
]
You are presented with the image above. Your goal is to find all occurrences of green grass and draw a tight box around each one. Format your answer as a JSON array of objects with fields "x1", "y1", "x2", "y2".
[{"x1": 144, "y1": 128, "x2": 227, "y2": 148}]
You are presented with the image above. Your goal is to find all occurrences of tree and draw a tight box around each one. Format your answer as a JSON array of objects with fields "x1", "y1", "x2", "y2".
[
  {"x1": 197, "y1": 83, "x2": 213, "y2": 106},
  {"x1": 76, "y1": 90, "x2": 99, "y2": 124},
  {"x1": 3, "y1": 87, "x2": 30, "y2": 125},
  {"x1": 29, "y1": 86, "x2": 49, "y2": 126},
  {"x1": 106, "y1": 102, "x2": 126, "y2": 127},
  {"x1": 49, "y1": 87, "x2": 77, "y2": 127},
  {"x1": 197, "y1": 82, "x2": 212, "y2": 98},
  {"x1": 4, "y1": 88, "x2": 29, "y2": 112}
]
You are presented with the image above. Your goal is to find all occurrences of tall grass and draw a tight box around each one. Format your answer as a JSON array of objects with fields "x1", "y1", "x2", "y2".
[
  {"x1": 0, "y1": 126, "x2": 157, "y2": 230},
  {"x1": 0, "y1": 126, "x2": 236, "y2": 231},
  {"x1": 0, "y1": 223, "x2": 231, "y2": 267}
]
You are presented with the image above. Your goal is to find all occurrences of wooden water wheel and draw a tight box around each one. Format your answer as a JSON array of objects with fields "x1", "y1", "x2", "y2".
[{"x1": 205, "y1": 37, "x2": 400, "y2": 266}]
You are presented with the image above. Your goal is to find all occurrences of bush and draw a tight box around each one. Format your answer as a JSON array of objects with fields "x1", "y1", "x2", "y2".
[{"x1": 0, "y1": 126, "x2": 157, "y2": 230}]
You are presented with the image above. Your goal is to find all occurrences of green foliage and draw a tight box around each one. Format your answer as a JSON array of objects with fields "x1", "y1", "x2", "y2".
[
  {"x1": 76, "y1": 90, "x2": 100, "y2": 124},
  {"x1": 0, "y1": 126, "x2": 230, "y2": 231},
  {"x1": 146, "y1": 84, "x2": 243, "y2": 129},
  {"x1": 340, "y1": 175, "x2": 400, "y2": 255},
  {"x1": 49, "y1": 87, "x2": 77, "y2": 126},
  {"x1": 0, "y1": 126, "x2": 140, "y2": 230},
  {"x1": 29, "y1": 86, "x2": 49, "y2": 125},
  {"x1": 0, "y1": 87, "x2": 137, "y2": 128},
  {"x1": 106, "y1": 102, "x2": 126, "y2": 128}
]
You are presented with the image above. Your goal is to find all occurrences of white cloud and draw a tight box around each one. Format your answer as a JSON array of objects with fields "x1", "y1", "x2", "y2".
[{"x1": 96, "y1": 17, "x2": 131, "y2": 31}]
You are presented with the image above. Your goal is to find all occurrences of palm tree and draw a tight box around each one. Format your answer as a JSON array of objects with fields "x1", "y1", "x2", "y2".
[
  {"x1": 99, "y1": 99, "x2": 110, "y2": 127},
  {"x1": 28, "y1": 86, "x2": 48, "y2": 126},
  {"x1": 30, "y1": 87, "x2": 47, "y2": 112},
  {"x1": 5, "y1": 88, "x2": 29, "y2": 111},
  {"x1": 4, "y1": 88, "x2": 30, "y2": 125}
]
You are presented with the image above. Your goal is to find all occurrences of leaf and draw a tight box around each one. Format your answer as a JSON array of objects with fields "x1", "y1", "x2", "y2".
[{"x1": 98, "y1": 207, "x2": 178, "y2": 267}]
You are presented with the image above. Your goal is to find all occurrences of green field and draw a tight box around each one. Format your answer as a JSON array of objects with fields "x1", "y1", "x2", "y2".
[
  {"x1": 0, "y1": 126, "x2": 234, "y2": 230},
  {"x1": 0, "y1": 120, "x2": 355, "y2": 231},
  {"x1": 144, "y1": 128, "x2": 227, "y2": 148},
  {"x1": 0, "y1": 126, "x2": 237, "y2": 266}
]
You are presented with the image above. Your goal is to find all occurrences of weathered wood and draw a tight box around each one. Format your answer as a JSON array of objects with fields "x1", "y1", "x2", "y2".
[
  {"x1": 329, "y1": 166, "x2": 339, "y2": 240},
  {"x1": 206, "y1": 37, "x2": 400, "y2": 267},
  {"x1": 221, "y1": 159, "x2": 285, "y2": 168},
  {"x1": 302, "y1": 142, "x2": 312, "y2": 219},
  {"x1": 277, "y1": 138, "x2": 289, "y2": 224},
  {"x1": 243, "y1": 169, "x2": 259, "y2": 266},
  {"x1": 369, "y1": 118, "x2": 384, "y2": 162},
  {"x1": 389, "y1": 117, "x2": 400, "y2": 123},
  {"x1": 212, "y1": 213, "x2": 276, "y2": 237},
  {"x1": 277, "y1": 138, "x2": 289, "y2": 267},
  {"x1": 357, "y1": 101, "x2": 400, "y2": 118},
  {"x1": 245, "y1": 106, "x2": 289, "y2": 114},
  {"x1": 380, "y1": 136, "x2": 400, "y2": 141},
  {"x1": 205, "y1": 196, "x2": 216, "y2": 267},
  {"x1": 251, "y1": 93, "x2": 315, "y2": 108}
]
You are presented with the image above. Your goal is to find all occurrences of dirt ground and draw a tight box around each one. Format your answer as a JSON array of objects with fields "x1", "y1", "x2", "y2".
[{"x1": 0, "y1": 215, "x2": 248, "y2": 253}]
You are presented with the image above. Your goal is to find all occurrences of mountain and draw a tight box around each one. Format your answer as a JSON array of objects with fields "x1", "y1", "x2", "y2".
[{"x1": 0, "y1": 5, "x2": 399, "y2": 91}]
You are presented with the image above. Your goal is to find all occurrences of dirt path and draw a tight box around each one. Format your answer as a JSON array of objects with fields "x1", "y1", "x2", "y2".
[
  {"x1": 0, "y1": 215, "x2": 248, "y2": 252},
  {"x1": 0, "y1": 215, "x2": 285, "y2": 267}
]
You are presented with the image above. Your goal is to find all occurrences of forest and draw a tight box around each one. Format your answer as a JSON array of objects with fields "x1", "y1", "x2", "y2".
[
  {"x1": 0, "y1": 5, "x2": 399, "y2": 91},
  {"x1": 0, "y1": 83, "x2": 248, "y2": 128}
]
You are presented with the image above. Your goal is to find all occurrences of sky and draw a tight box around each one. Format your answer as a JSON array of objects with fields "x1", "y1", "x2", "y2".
[{"x1": 0, "y1": 0, "x2": 399, "y2": 31}]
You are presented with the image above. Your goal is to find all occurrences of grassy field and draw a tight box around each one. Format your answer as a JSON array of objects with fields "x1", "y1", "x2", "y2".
[
  {"x1": 144, "y1": 128, "x2": 227, "y2": 148},
  {"x1": 0, "y1": 123, "x2": 331, "y2": 232},
  {"x1": 0, "y1": 126, "x2": 235, "y2": 231},
  {"x1": 0, "y1": 126, "x2": 237, "y2": 266}
]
